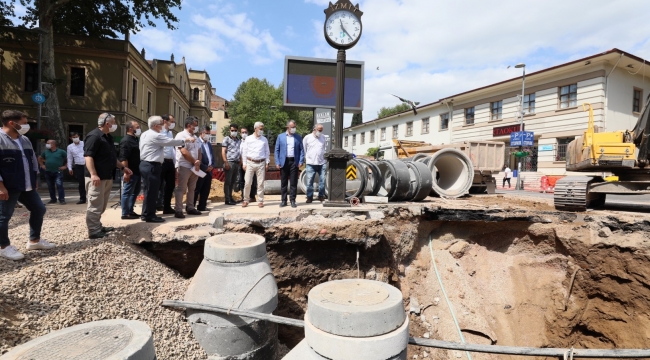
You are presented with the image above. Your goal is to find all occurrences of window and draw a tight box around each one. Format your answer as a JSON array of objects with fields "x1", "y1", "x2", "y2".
[
  {"x1": 352, "y1": 134, "x2": 356, "y2": 146},
  {"x1": 421, "y1": 117, "x2": 430, "y2": 134},
  {"x1": 193, "y1": 88, "x2": 200, "y2": 101},
  {"x1": 524, "y1": 93, "x2": 536, "y2": 114},
  {"x1": 440, "y1": 113, "x2": 449, "y2": 130},
  {"x1": 131, "y1": 78, "x2": 138, "y2": 105},
  {"x1": 406, "y1": 122, "x2": 413, "y2": 136},
  {"x1": 465, "y1": 107, "x2": 475, "y2": 125},
  {"x1": 345, "y1": 136, "x2": 349, "y2": 147},
  {"x1": 633, "y1": 88, "x2": 642, "y2": 113},
  {"x1": 147, "y1": 91, "x2": 152, "y2": 114},
  {"x1": 490, "y1": 101, "x2": 502, "y2": 120},
  {"x1": 559, "y1": 84, "x2": 577, "y2": 109},
  {"x1": 556, "y1": 137, "x2": 574, "y2": 161},
  {"x1": 360, "y1": 132, "x2": 365, "y2": 145},
  {"x1": 173, "y1": 101, "x2": 177, "y2": 117},
  {"x1": 24, "y1": 63, "x2": 38, "y2": 92},
  {"x1": 380, "y1": 127, "x2": 386, "y2": 141},
  {"x1": 370, "y1": 130, "x2": 375, "y2": 143},
  {"x1": 70, "y1": 67, "x2": 85, "y2": 97},
  {"x1": 392, "y1": 125, "x2": 398, "y2": 139}
]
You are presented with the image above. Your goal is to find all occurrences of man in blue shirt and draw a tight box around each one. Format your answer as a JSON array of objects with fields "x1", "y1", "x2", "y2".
[{"x1": 274, "y1": 120, "x2": 304, "y2": 208}]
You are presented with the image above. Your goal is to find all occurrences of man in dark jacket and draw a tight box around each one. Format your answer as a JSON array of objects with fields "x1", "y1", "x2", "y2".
[
  {"x1": 194, "y1": 126, "x2": 217, "y2": 211},
  {"x1": 274, "y1": 120, "x2": 304, "y2": 208},
  {"x1": 119, "y1": 120, "x2": 142, "y2": 219},
  {"x1": 0, "y1": 110, "x2": 55, "y2": 261}
]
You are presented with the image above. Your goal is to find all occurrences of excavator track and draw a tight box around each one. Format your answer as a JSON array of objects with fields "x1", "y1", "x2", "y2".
[{"x1": 554, "y1": 176, "x2": 606, "y2": 211}]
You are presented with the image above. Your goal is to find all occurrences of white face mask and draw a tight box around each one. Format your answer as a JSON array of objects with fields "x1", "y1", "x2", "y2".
[
  {"x1": 241, "y1": 133, "x2": 248, "y2": 139},
  {"x1": 289, "y1": 128, "x2": 296, "y2": 134},
  {"x1": 168, "y1": 122, "x2": 176, "y2": 130},
  {"x1": 257, "y1": 130, "x2": 264, "y2": 136},
  {"x1": 230, "y1": 131, "x2": 238, "y2": 137},
  {"x1": 135, "y1": 128, "x2": 142, "y2": 137},
  {"x1": 45, "y1": 144, "x2": 52, "y2": 149},
  {"x1": 15, "y1": 124, "x2": 30, "y2": 135},
  {"x1": 72, "y1": 137, "x2": 80, "y2": 144},
  {"x1": 193, "y1": 127, "x2": 199, "y2": 134},
  {"x1": 316, "y1": 130, "x2": 323, "y2": 136},
  {"x1": 109, "y1": 124, "x2": 118, "y2": 132}
]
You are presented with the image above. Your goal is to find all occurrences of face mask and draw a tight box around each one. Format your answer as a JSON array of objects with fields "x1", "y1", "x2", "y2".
[
  {"x1": 230, "y1": 131, "x2": 238, "y2": 137},
  {"x1": 168, "y1": 122, "x2": 176, "y2": 130},
  {"x1": 15, "y1": 123, "x2": 30, "y2": 135},
  {"x1": 316, "y1": 131, "x2": 322, "y2": 136},
  {"x1": 193, "y1": 127, "x2": 199, "y2": 134},
  {"x1": 109, "y1": 124, "x2": 118, "y2": 132},
  {"x1": 135, "y1": 129, "x2": 142, "y2": 137},
  {"x1": 241, "y1": 133, "x2": 248, "y2": 139},
  {"x1": 289, "y1": 128, "x2": 296, "y2": 134},
  {"x1": 72, "y1": 138, "x2": 80, "y2": 144},
  {"x1": 45, "y1": 144, "x2": 52, "y2": 150},
  {"x1": 257, "y1": 130, "x2": 264, "y2": 136}
]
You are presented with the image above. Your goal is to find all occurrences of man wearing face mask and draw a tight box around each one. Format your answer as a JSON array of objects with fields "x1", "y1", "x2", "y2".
[
  {"x1": 38, "y1": 139, "x2": 68, "y2": 205},
  {"x1": 221, "y1": 124, "x2": 241, "y2": 205},
  {"x1": 238, "y1": 126, "x2": 257, "y2": 203},
  {"x1": 194, "y1": 125, "x2": 217, "y2": 211},
  {"x1": 173, "y1": 117, "x2": 201, "y2": 218},
  {"x1": 274, "y1": 120, "x2": 304, "y2": 208},
  {"x1": 157, "y1": 114, "x2": 177, "y2": 214},
  {"x1": 84, "y1": 113, "x2": 133, "y2": 239},
  {"x1": 118, "y1": 121, "x2": 142, "y2": 220},
  {"x1": 303, "y1": 123, "x2": 327, "y2": 203},
  {"x1": 241, "y1": 122, "x2": 269, "y2": 208},
  {"x1": 0, "y1": 110, "x2": 54, "y2": 261},
  {"x1": 67, "y1": 132, "x2": 86, "y2": 204}
]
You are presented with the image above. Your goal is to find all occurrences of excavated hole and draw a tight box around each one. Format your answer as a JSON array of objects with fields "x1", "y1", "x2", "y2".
[{"x1": 137, "y1": 216, "x2": 650, "y2": 359}]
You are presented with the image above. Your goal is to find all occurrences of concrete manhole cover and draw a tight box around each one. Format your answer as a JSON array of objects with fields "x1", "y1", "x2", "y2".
[
  {"x1": 319, "y1": 281, "x2": 390, "y2": 306},
  {"x1": 16, "y1": 325, "x2": 133, "y2": 360},
  {"x1": 213, "y1": 234, "x2": 260, "y2": 247}
]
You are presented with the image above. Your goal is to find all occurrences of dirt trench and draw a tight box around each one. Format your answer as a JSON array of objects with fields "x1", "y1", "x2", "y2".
[{"x1": 139, "y1": 207, "x2": 650, "y2": 359}]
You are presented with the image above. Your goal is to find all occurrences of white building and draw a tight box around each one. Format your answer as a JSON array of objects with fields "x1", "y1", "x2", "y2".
[{"x1": 344, "y1": 49, "x2": 649, "y2": 176}]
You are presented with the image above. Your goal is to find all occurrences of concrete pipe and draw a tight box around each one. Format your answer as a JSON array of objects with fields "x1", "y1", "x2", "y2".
[
  {"x1": 410, "y1": 153, "x2": 430, "y2": 163},
  {"x1": 298, "y1": 170, "x2": 328, "y2": 197},
  {"x1": 265, "y1": 179, "x2": 305, "y2": 195},
  {"x1": 377, "y1": 160, "x2": 411, "y2": 201},
  {"x1": 185, "y1": 233, "x2": 278, "y2": 360},
  {"x1": 0, "y1": 320, "x2": 156, "y2": 360},
  {"x1": 324, "y1": 159, "x2": 367, "y2": 200},
  {"x1": 283, "y1": 279, "x2": 409, "y2": 360},
  {"x1": 356, "y1": 158, "x2": 382, "y2": 196},
  {"x1": 404, "y1": 161, "x2": 433, "y2": 202},
  {"x1": 427, "y1": 148, "x2": 473, "y2": 198}
]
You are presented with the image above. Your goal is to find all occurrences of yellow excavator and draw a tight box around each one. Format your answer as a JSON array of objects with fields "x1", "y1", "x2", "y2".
[{"x1": 554, "y1": 96, "x2": 650, "y2": 210}]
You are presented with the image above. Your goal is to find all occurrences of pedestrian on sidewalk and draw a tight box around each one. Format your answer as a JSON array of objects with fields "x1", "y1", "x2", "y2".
[
  {"x1": 303, "y1": 123, "x2": 327, "y2": 203},
  {"x1": 139, "y1": 116, "x2": 188, "y2": 223},
  {"x1": 503, "y1": 165, "x2": 512, "y2": 188},
  {"x1": 221, "y1": 124, "x2": 241, "y2": 205},
  {"x1": 241, "y1": 122, "x2": 269, "y2": 208},
  {"x1": 156, "y1": 114, "x2": 177, "y2": 214},
  {"x1": 39, "y1": 139, "x2": 67, "y2": 205},
  {"x1": 194, "y1": 126, "x2": 217, "y2": 211},
  {"x1": 0, "y1": 110, "x2": 55, "y2": 261},
  {"x1": 118, "y1": 120, "x2": 142, "y2": 220},
  {"x1": 275, "y1": 120, "x2": 304, "y2": 208},
  {"x1": 84, "y1": 113, "x2": 133, "y2": 239},
  {"x1": 238, "y1": 126, "x2": 257, "y2": 203},
  {"x1": 173, "y1": 117, "x2": 201, "y2": 218},
  {"x1": 67, "y1": 132, "x2": 87, "y2": 204}
]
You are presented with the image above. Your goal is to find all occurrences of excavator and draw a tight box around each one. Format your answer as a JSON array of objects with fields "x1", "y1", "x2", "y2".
[{"x1": 554, "y1": 95, "x2": 650, "y2": 210}]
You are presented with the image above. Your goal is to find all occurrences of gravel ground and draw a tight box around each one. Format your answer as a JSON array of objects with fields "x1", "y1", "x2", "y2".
[{"x1": 0, "y1": 207, "x2": 207, "y2": 359}]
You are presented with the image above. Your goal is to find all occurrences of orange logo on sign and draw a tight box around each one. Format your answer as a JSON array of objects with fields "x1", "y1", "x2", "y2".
[{"x1": 309, "y1": 76, "x2": 335, "y2": 98}]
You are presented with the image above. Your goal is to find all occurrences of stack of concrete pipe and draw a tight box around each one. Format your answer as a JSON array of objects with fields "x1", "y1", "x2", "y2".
[
  {"x1": 184, "y1": 233, "x2": 278, "y2": 359},
  {"x1": 283, "y1": 279, "x2": 409, "y2": 360}
]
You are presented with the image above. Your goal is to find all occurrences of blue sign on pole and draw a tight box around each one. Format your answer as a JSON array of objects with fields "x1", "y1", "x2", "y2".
[
  {"x1": 510, "y1": 131, "x2": 523, "y2": 146},
  {"x1": 510, "y1": 131, "x2": 534, "y2": 146},
  {"x1": 32, "y1": 93, "x2": 46, "y2": 105},
  {"x1": 522, "y1": 131, "x2": 534, "y2": 146}
]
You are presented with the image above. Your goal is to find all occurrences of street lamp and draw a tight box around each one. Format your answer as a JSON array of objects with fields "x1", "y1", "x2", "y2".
[{"x1": 512, "y1": 63, "x2": 525, "y2": 190}]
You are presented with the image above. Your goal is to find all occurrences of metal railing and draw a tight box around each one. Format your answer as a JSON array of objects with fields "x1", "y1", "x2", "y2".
[{"x1": 556, "y1": 143, "x2": 568, "y2": 161}]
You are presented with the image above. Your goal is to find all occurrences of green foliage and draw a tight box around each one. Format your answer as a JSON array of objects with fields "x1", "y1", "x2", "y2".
[
  {"x1": 224, "y1": 78, "x2": 312, "y2": 146},
  {"x1": 0, "y1": 2, "x2": 15, "y2": 27},
  {"x1": 366, "y1": 147, "x2": 379, "y2": 157},
  {"x1": 377, "y1": 103, "x2": 410, "y2": 119},
  {"x1": 351, "y1": 112, "x2": 362, "y2": 126}
]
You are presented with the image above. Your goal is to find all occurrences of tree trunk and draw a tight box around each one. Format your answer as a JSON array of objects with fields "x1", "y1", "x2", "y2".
[{"x1": 39, "y1": 0, "x2": 67, "y2": 144}]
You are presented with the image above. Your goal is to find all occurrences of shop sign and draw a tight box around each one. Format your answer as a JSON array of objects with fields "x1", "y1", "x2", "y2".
[{"x1": 492, "y1": 124, "x2": 520, "y2": 137}]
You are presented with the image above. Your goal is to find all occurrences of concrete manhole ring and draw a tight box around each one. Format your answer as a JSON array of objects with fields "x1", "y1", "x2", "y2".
[
  {"x1": 319, "y1": 280, "x2": 390, "y2": 306},
  {"x1": 212, "y1": 233, "x2": 261, "y2": 247}
]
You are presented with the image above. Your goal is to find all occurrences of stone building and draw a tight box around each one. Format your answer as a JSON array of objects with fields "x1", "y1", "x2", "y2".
[{"x1": 209, "y1": 93, "x2": 230, "y2": 143}]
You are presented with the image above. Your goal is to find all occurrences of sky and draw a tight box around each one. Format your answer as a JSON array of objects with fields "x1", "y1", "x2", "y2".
[{"x1": 12, "y1": 0, "x2": 650, "y2": 127}]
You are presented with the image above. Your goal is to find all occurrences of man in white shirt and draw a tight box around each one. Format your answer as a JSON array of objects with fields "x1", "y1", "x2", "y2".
[
  {"x1": 67, "y1": 132, "x2": 86, "y2": 204},
  {"x1": 174, "y1": 117, "x2": 201, "y2": 218},
  {"x1": 303, "y1": 123, "x2": 327, "y2": 203},
  {"x1": 241, "y1": 121, "x2": 269, "y2": 207},
  {"x1": 503, "y1": 165, "x2": 512, "y2": 188},
  {"x1": 238, "y1": 126, "x2": 257, "y2": 202}
]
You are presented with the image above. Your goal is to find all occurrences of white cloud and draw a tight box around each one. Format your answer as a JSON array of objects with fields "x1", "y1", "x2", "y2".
[
  {"x1": 131, "y1": 28, "x2": 175, "y2": 55},
  {"x1": 179, "y1": 34, "x2": 223, "y2": 68}
]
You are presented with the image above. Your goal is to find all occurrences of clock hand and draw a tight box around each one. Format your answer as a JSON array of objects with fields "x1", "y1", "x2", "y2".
[{"x1": 339, "y1": 19, "x2": 353, "y2": 40}]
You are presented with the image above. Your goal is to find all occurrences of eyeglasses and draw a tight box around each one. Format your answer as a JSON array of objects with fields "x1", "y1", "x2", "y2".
[{"x1": 102, "y1": 113, "x2": 113, "y2": 125}]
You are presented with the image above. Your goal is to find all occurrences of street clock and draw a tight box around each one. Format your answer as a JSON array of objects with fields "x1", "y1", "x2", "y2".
[{"x1": 324, "y1": 1, "x2": 363, "y2": 50}]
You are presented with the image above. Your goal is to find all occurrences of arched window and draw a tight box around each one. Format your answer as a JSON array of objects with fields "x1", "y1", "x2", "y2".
[{"x1": 193, "y1": 87, "x2": 200, "y2": 101}]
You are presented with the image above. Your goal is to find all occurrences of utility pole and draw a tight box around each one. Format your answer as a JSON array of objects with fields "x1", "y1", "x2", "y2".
[{"x1": 515, "y1": 63, "x2": 526, "y2": 191}]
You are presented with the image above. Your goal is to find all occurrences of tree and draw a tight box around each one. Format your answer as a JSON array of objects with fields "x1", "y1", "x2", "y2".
[
  {"x1": 377, "y1": 103, "x2": 411, "y2": 119},
  {"x1": 3, "y1": 0, "x2": 182, "y2": 143},
  {"x1": 225, "y1": 78, "x2": 311, "y2": 147},
  {"x1": 351, "y1": 112, "x2": 362, "y2": 127}
]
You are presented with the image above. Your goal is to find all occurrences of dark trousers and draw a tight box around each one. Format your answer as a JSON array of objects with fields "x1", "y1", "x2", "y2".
[
  {"x1": 194, "y1": 175, "x2": 212, "y2": 210},
  {"x1": 140, "y1": 161, "x2": 162, "y2": 220},
  {"x1": 121, "y1": 174, "x2": 141, "y2": 216},
  {"x1": 280, "y1": 158, "x2": 298, "y2": 202},
  {"x1": 158, "y1": 159, "x2": 176, "y2": 210},
  {"x1": 503, "y1": 177, "x2": 511, "y2": 188},
  {"x1": 44, "y1": 171, "x2": 65, "y2": 202},
  {"x1": 74, "y1": 164, "x2": 87, "y2": 201},
  {"x1": 239, "y1": 166, "x2": 257, "y2": 201},
  {"x1": 224, "y1": 161, "x2": 240, "y2": 202},
  {"x1": 0, "y1": 190, "x2": 46, "y2": 247}
]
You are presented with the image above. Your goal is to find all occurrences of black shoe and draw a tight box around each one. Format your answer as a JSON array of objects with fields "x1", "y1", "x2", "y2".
[
  {"x1": 279, "y1": 202, "x2": 287, "y2": 208},
  {"x1": 129, "y1": 212, "x2": 140, "y2": 217},
  {"x1": 121, "y1": 214, "x2": 139, "y2": 220},
  {"x1": 175, "y1": 211, "x2": 185, "y2": 219},
  {"x1": 102, "y1": 226, "x2": 115, "y2": 233},
  {"x1": 89, "y1": 231, "x2": 107, "y2": 239},
  {"x1": 59, "y1": 200, "x2": 66, "y2": 205},
  {"x1": 197, "y1": 207, "x2": 208, "y2": 212},
  {"x1": 186, "y1": 209, "x2": 202, "y2": 215},
  {"x1": 163, "y1": 208, "x2": 176, "y2": 215},
  {"x1": 291, "y1": 201, "x2": 297, "y2": 208},
  {"x1": 318, "y1": 196, "x2": 326, "y2": 202},
  {"x1": 47, "y1": 200, "x2": 57, "y2": 204},
  {"x1": 145, "y1": 217, "x2": 165, "y2": 223},
  {"x1": 76, "y1": 200, "x2": 86, "y2": 204},
  {"x1": 235, "y1": 200, "x2": 243, "y2": 204},
  {"x1": 156, "y1": 206, "x2": 164, "y2": 211},
  {"x1": 225, "y1": 201, "x2": 236, "y2": 206},
  {"x1": 306, "y1": 198, "x2": 313, "y2": 203}
]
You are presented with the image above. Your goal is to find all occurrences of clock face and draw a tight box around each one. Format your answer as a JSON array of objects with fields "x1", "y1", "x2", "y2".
[{"x1": 325, "y1": 10, "x2": 361, "y2": 48}]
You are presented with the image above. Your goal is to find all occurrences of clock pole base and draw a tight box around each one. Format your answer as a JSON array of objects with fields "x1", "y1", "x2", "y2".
[{"x1": 324, "y1": 148, "x2": 353, "y2": 208}]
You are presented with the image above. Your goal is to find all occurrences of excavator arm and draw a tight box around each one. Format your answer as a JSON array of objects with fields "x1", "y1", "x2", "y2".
[{"x1": 631, "y1": 94, "x2": 650, "y2": 167}]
